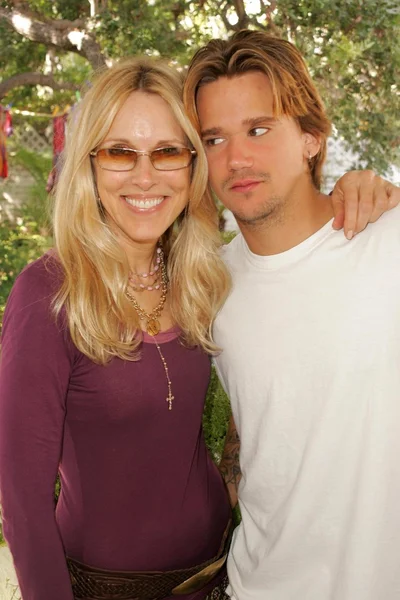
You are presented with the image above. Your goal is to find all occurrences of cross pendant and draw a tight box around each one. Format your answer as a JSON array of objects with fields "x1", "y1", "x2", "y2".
[{"x1": 166, "y1": 393, "x2": 174, "y2": 410}]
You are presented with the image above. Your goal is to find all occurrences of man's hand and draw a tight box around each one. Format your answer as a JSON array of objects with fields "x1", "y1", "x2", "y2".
[{"x1": 331, "y1": 170, "x2": 400, "y2": 240}]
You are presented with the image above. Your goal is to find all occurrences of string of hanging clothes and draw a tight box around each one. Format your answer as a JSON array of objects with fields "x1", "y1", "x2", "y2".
[
  {"x1": 0, "y1": 104, "x2": 72, "y2": 192},
  {"x1": 0, "y1": 106, "x2": 13, "y2": 179},
  {"x1": 46, "y1": 107, "x2": 70, "y2": 193}
]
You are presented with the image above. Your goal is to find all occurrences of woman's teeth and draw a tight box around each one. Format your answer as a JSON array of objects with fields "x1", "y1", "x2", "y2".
[{"x1": 124, "y1": 196, "x2": 164, "y2": 209}]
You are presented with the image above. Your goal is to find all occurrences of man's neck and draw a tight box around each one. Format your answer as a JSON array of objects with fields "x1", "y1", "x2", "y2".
[{"x1": 238, "y1": 189, "x2": 334, "y2": 256}]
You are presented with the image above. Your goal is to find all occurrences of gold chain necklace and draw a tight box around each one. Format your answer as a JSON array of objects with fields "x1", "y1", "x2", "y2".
[
  {"x1": 125, "y1": 247, "x2": 174, "y2": 410},
  {"x1": 125, "y1": 247, "x2": 168, "y2": 336}
]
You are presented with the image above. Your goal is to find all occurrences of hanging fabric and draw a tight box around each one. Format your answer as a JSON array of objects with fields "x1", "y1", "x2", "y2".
[
  {"x1": 46, "y1": 110, "x2": 68, "y2": 193},
  {"x1": 0, "y1": 106, "x2": 12, "y2": 179}
]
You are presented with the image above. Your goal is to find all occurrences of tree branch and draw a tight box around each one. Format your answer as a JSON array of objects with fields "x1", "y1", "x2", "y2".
[
  {"x1": 88, "y1": 0, "x2": 109, "y2": 18},
  {"x1": 0, "y1": 6, "x2": 107, "y2": 69},
  {"x1": 0, "y1": 72, "x2": 79, "y2": 101},
  {"x1": 231, "y1": 0, "x2": 249, "y2": 29},
  {"x1": 260, "y1": 0, "x2": 280, "y2": 34},
  {"x1": 215, "y1": 0, "x2": 234, "y2": 32}
]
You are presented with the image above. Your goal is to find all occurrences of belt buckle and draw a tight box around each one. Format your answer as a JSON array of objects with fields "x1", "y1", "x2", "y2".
[{"x1": 171, "y1": 553, "x2": 227, "y2": 595}]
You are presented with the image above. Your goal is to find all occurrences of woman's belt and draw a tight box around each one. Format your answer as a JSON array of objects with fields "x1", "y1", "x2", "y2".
[{"x1": 67, "y1": 519, "x2": 233, "y2": 600}]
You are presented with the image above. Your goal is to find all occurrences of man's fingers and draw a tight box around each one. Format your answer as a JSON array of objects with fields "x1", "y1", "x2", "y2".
[
  {"x1": 387, "y1": 181, "x2": 400, "y2": 209},
  {"x1": 331, "y1": 188, "x2": 345, "y2": 231},
  {"x1": 367, "y1": 179, "x2": 391, "y2": 222},
  {"x1": 341, "y1": 185, "x2": 359, "y2": 240},
  {"x1": 332, "y1": 210, "x2": 344, "y2": 231},
  {"x1": 366, "y1": 180, "x2": 399, "y2": 223},
  {"x1": 330, "y1": 171, "x2": 400, "y2": 239},
  {"x1": 352, "y1": 180, "x2": 374, "y2": 234}
]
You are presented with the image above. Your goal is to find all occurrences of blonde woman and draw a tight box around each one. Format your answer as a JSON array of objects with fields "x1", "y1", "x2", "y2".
[{"x1": 0, "y1": 57, "x2": 232, "y2": 600}]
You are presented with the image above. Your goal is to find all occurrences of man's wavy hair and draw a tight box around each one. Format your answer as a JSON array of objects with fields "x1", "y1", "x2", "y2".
[
  {"x1": 184, "y1": 30, "x2": 332, "y2": 189},
  {"x1": 52, "y1": 56, "x2": 230, "y2": 364}
]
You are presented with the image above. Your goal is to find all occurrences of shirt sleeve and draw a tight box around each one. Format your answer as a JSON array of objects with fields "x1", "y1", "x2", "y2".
[
  {"x1": 0, "y1": 260, "x2": 75, "y2": 600},
  {"x1": 211, "y1": 356, "x2": 229, "y2": 396}
]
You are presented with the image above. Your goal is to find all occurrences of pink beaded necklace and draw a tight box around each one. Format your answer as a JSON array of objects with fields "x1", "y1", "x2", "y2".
[{"x1": 128, "y1": 246, "x2": 162, "y2": 292}]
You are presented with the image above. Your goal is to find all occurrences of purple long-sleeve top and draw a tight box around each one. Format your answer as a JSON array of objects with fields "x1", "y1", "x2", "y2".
[{"x1": 0, "y1": 254, "x2": 231, "y2": 600}]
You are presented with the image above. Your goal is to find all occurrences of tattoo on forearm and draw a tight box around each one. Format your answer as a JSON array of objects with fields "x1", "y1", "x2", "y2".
[{"x1": 219, "y1": 418, "x2": 241, "y2": 507}]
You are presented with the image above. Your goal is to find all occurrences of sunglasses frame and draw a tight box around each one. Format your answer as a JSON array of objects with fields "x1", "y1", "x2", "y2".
[{"x1": 90, "y1": 146, "x2": 197, "y2": 172}]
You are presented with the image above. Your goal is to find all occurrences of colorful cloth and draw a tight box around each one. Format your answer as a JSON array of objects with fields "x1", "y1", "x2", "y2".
[
  {"x1": 0, "y1": 106, "x2": 12, "y2": 179},
  {"x1": 46, "y1": 113, "x2": 68, "y2": 193}
]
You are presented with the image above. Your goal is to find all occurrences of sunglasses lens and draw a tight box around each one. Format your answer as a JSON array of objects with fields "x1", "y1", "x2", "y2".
[
  {"x1": 97, "y1": 148, "x2": 136, "y2": 171},
  {"x1": 94, "y1": 147, "x2": 195, "y2": 171},
  {"x1": 151, "y1": 147, "x2": 193, "y2": 170}
]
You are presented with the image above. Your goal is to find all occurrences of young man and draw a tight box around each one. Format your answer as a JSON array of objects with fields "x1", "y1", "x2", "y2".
[{"x1": 185, "y1": 31, "x2": 400, "y2": 600}]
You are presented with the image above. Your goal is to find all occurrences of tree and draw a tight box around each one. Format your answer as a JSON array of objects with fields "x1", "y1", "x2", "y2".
[
  {"x1": 273, "y1": 0, "x2": 400, "y2": 173},
  {"x1": 0, "y1": 0, "x2": 399, "y2": 172}
]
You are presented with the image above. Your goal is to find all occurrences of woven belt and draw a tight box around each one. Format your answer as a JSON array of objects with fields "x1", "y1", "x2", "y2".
[{"x1": 67, "y1": 519, "x2": 233, "y2": 600}]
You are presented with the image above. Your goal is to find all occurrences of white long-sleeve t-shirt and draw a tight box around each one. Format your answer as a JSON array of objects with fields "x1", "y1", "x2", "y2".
[{"x1": 214, "y1": 206, "x2": 400, "y2": 600}]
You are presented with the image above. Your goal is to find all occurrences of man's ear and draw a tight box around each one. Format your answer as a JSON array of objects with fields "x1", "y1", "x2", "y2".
[{"x1": 302, "y1": 132, "x2": 321, "y2": 160}]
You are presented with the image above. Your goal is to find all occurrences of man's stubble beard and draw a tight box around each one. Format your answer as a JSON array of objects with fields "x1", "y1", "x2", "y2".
[
  {"x1": 220, "y1": 170, "x2": 285, "y2": 231},
  {"x1": 231, "y1": 194, "x2": 285, "y2": 231}
]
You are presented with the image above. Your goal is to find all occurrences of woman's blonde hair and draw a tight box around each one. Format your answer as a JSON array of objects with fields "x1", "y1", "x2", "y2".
[
  {"x1": 184, "y1": 30, "x2": 332, "y2": 190},
  {"x1": 52, "y1": 56, "x2": 231, "y2": 364}
]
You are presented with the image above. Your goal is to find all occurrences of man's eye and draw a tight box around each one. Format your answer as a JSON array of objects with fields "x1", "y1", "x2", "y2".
[
  {"x1": 204, "y1": 137, "x2": 224, "y2": 147},
  {"x1": 249, "y1": 127, "x2": 269, "y2": 137}
]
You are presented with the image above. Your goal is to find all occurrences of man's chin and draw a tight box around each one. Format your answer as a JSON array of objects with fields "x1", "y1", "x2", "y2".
[
  {"x1": 233, "y1": 208, "x2": 276, "y2": 228},
  {"x1": 228, "y1": 195, "x2": 281, "y2": 227}
]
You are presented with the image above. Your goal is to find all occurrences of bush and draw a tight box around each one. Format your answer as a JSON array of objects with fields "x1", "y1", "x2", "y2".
[
  {"x1": 0, "y1": 145, "x2": 52, "y2": 325},
  {"x1": 0, "y1": 216, "x2": 50, "y2": 326},
  {"x1": 203, "y1": 366, "x2": 231, "y2": 462}
]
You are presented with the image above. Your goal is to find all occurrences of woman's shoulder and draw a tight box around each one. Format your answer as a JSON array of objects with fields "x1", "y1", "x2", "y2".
[
  {"x1": 15, "y1": 250, "x2": 62, "y2": 292},
  {"x1": 7, "y1": 250, "x2": 64, "y2": 315}
]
